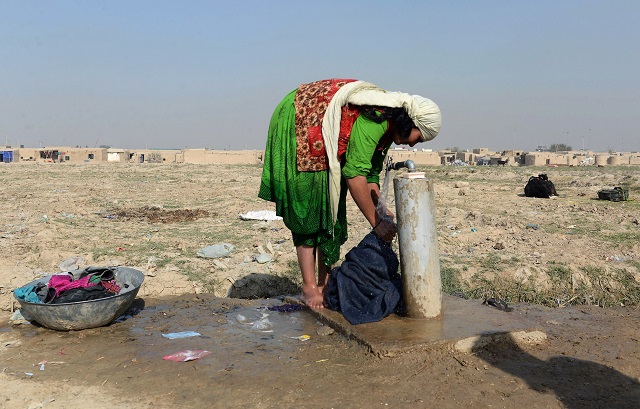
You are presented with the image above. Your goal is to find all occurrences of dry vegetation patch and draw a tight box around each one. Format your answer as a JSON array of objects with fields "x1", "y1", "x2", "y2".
[
  {"x1": 0, "y1": 162, "x2": 638, "y2": 311},
  {"x1": 111, "y1": 206, "x2": 212, "y2": 223}
]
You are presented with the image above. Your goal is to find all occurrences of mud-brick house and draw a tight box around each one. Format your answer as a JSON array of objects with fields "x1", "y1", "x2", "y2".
[
  {"x1": 523, "y1": 152, "x2": 577, "y2": 166},
  {"x1": 35, "y1": 147, "x2": 108, "y2": 163},
  {"x1": 499, "y1": 150, "x2": 524, "y2": 166},
  {"x1": 129, "y1": 149, "x2": 180, "y2": 163},
  {"x1": 455, "y1": 151, "x2": 476, "y2": 164},
  {"x1": 384, "y1": 149, "x2": 441, "y2": 166},
  {"x1": 473, "y1": 148, "x2": 492, "y2": 156},
  {"x1": 15, "y1": 148, "x2": 37, "y2": 161},
  {"x1": 609, "y1": 153, "x2": 637, "y2": 165}
]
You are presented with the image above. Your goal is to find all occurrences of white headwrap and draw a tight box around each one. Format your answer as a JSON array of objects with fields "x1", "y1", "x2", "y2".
[{"x1": 322, "y1": 81, "x2": 441, "y2": 224}]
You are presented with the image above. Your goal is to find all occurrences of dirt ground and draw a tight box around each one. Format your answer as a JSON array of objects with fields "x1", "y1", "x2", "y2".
[{"x1": 0, "y1": 162, "x2": 639, "y2": 408}]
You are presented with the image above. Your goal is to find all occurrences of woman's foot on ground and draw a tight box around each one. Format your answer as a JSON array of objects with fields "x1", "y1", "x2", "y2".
[{"x1": 301, "y1": 285, "x2": 324, "y2": 308}]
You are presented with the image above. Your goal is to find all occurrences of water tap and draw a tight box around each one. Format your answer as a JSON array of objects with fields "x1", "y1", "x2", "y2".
[{"x1": 387, "y1": 159, "x2": 416, "y2": 172}]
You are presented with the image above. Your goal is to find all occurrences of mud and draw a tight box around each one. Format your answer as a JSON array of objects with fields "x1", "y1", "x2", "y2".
[{"x1": 2, "y1": 296, "x2": 640, "y2": 408}]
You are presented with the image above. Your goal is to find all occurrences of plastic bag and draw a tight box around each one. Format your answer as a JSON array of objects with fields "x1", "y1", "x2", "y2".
[{"x1": 163, "y1": 350, "x2": 211, "y2": 362}]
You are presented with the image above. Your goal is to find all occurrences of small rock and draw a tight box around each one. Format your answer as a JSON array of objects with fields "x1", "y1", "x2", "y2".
[
  {"x1": 59, "y1": 256, "x2": 86, "y2": 271},
  {"x1": 455, "y1": 181, "x2": 470, "y2": 188},
  {"x1": 493, "y1": 242, "x2": 505, "y2": 250},
  {"x1": 266, "y1": 241, "x2": 275, "y2": 255},
  {"x1": 197, "y1": 243, "x2": 235, "y2": 259},
  {"x1": 146, "y1": 256, "x2": 158, "y2": 269},
  {"x1": 212, "y1": 260, "x2": 228, "y2": 269},
  {"x1": 252, "y1": 222, "x2": 270, "y2": 231},
  {"x1": 316, "y1": 326, "x2": 335, "y2": 336},
  {"x1": 256, "y1": 253, "x2": 272, "y2": 264}
]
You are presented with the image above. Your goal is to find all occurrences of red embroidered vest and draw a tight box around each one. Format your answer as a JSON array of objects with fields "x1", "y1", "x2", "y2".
[{"x1": 294, "y1": 79, "x2": 360, "y2": 171}]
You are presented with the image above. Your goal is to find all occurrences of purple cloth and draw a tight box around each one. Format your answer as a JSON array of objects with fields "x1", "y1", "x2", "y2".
[{"x1": 48, "y1": 274, "x2": 97, "y2": 297}]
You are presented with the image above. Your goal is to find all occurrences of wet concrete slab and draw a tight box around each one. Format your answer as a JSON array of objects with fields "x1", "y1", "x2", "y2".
[{"x1": 287, "y1": 294, "x2": 547, "y2": 357}]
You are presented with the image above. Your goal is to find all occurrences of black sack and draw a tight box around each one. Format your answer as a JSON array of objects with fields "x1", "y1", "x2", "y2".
[
  {"x1": 597, "y1": 187, "x2": 629, "y2": 202},
  {"x1": 524, "y1": 174, "x2": 558, "y2": 198}
]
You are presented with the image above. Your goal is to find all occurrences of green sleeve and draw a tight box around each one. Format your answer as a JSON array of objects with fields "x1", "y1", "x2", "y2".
[{"x1": 342, "y1": 115, "x2": 389, "y2": 185}]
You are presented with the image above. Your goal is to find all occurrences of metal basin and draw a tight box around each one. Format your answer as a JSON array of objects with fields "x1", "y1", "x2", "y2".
[{"x1": 13, "y1": 267, "x2": 144, "y2": 331}]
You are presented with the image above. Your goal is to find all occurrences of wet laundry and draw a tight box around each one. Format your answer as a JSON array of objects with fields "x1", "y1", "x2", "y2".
[
  {"x1": 325, "y1": 232, "x2": 403, "y2": 325},
  {"x1": 14, "y1": 266, "x2": 123, "y2": 304}
]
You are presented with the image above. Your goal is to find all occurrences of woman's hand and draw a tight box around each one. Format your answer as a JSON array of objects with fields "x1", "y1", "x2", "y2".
[{"x1": 373, "y1": 216, "x2": 397, "y2": 242}]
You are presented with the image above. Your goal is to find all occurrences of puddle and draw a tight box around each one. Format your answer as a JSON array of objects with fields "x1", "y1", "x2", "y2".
[
  {"x1": 4, "y1": 296, "x2": 330, "y2": 378},
  {"x1": 118, "y1": 300, "x2": 321, "y2": 368}
]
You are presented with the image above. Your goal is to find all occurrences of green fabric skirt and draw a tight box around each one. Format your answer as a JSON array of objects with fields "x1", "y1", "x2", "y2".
[{"x1": 258, "y1": 89, "x2": 348, "y2": 267}]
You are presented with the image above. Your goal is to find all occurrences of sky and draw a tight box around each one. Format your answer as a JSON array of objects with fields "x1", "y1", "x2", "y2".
[{"x1": 1, "y1": 1, "x2": 639, "y2": 153}]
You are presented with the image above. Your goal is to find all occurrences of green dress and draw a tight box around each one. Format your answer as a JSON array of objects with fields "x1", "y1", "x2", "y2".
[{"x1": 258, "y1": 89, "x2": 391, "y2": 266}]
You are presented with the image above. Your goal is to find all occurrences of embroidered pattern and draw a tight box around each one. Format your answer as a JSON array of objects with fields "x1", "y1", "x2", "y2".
[{"x1": 294, "y1": 79, "x2": 359, "y2": 171}]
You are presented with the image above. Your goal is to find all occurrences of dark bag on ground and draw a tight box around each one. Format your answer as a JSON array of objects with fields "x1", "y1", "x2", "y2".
[
  {"x1": 325, "y1": 232, "x2": 403, "y2": 325},
  {"x1": 524, "y1": 174, "x2": 558, "y2": 198},
  {"x1": 597, "y1": 187, "x2": 629, "y2": 202}
]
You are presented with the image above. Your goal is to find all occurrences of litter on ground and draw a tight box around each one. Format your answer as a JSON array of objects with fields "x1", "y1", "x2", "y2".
[
  {"x1": 162, "y1": 331, "x2": 202, "y2": 339},
  {"x1": 163, "y1": 350, "x2": 212, "y2": 362},
  {"x1": 239, "y1": 210, "x2": 282, "y2": 221}
]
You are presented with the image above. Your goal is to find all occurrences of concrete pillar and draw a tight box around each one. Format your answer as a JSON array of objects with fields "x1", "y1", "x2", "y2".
[{"x1": 393, "y1": 173, "x2": 442, "y2": 319}]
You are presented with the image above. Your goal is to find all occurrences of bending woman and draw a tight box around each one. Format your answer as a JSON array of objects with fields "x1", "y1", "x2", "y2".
[{"x1": 259, "y1": 79, "x2": 441, "y2": 308}]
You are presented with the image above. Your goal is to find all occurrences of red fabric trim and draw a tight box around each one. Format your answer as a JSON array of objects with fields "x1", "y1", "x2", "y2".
[{"x1": 294, "y1": 79, "x2": 357, "y2": 171}]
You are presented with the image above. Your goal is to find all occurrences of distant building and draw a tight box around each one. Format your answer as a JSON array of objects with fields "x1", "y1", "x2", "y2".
[{"x1": 1, "y1": 145, "x2": 638, "y2": 167}]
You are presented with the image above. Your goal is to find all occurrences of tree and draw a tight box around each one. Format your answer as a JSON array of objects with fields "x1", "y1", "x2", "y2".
[
  {"x1": 549, "y1": 143, "x2": 572, "y2": 152},
  {"x1": 147, "y1": 152, "x2": 163, "y2": 163}
]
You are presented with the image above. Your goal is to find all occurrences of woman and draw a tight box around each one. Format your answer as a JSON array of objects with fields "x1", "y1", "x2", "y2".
[{"x1": 259, "y1": 79, "x2": 441, "y2": 308}]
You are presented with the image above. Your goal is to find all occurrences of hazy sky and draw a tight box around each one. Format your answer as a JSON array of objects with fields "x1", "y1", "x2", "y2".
[{"x1": 1, "y1": 1, "x2": 639, "y2": 152}]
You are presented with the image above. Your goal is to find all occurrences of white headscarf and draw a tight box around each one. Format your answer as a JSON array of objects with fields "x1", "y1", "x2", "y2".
[{"x1": 322, "y1": 81, "x2": 441, "y2": 224}]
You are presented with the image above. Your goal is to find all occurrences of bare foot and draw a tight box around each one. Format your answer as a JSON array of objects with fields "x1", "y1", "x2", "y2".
[{"x1": 301, "y1": 285, "x2": 324, "y2": 309}]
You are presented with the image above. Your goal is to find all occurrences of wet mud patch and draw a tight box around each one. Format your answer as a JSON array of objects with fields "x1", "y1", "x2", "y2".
[
  {"x1": 111, "y1": 206, "x2": 212, "y2": 223},
  {"x1": 1, "y1": 294, "x2": 371, "y2": 408},
  {"x1": 3, "y1": 295, "x2": 640, "y2": 408}
]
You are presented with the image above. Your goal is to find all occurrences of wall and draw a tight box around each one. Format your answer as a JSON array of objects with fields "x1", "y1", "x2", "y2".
[
  {"x1": 182, "y1": 149, "x2": 263, "y2": 164},
  {"x1": 387, "y1": 150, "x2": 441, "y2": 166},
  {"x1": 107, "y1": 150, "x2": 130, "y2": 163}
]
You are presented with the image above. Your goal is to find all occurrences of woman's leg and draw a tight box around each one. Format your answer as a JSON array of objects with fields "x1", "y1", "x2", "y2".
[
  {"x1": 296, "y1": 245, "x2": 324, "y2": 308},
  {"x1": 316, "y1": 248, "x2": 330, "y2": 294}
]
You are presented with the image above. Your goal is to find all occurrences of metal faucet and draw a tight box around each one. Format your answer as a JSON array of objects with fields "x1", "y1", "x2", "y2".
[{"x1": 387, "y1": 159, "x2": 416, "y2": 172}]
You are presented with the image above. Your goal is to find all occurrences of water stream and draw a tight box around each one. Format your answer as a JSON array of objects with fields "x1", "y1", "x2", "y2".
[{"x1": 376, "y1": 156, "x2": 394, "y2": 220}]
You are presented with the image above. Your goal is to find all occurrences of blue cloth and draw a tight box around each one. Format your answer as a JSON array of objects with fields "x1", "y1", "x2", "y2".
[
  {"x1": 14, "y1": 285, "x2": 43, "y2": 304},
  {"x1": 325, "y1": 232, "x2": 402, "y2": 325}
]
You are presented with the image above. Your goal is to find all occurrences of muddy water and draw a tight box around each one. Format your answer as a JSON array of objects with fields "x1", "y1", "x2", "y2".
[
  {"x1": 125, "y1": 298, "x2": 321, "y2": 367},
  {"x1": 2, "y1": 296, "x2": 640, "y2": 408},
  {"x1": 2, "y1": 295, "x2": 360, "y2": 407}
]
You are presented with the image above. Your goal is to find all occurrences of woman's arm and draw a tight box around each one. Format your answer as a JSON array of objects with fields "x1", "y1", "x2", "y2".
[
  {"x1": 343, "y1": 115, "x2": 397, "y2": 241},
  {"x1": 346, "y1": 176, "x2": 397, "y2": 241},
  {"x1": 346, "y1": 176, "x2": 377, "y2": 227}
]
